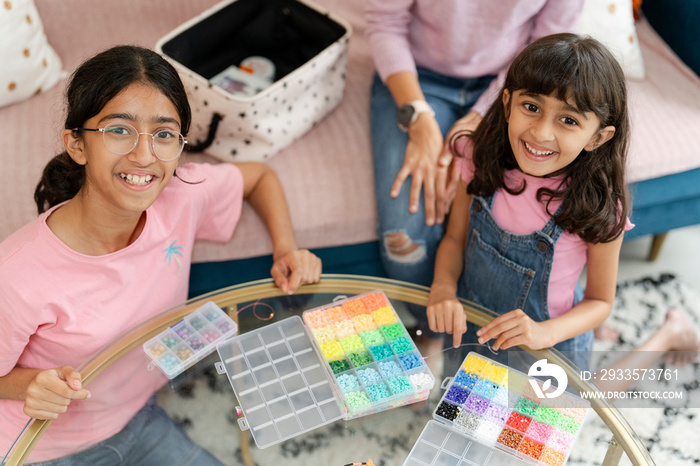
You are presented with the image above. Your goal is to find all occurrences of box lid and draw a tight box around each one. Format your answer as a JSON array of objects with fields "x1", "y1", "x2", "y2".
[{"x1": 216, "y1": 315, "x2": 344, "y2": 449}]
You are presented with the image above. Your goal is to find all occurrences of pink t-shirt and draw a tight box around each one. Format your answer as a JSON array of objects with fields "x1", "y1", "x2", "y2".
[
  {"x1": 0, "y1": 162, "x2": 243, "y2": 462},
  {"x1": 457, "y1": 153, "x2": 632, "y2": 319}
]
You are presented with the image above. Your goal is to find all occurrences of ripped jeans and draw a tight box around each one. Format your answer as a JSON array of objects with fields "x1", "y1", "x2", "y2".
[{"x1": 370, "y1": 69, "x2": 494, "y2": 334}]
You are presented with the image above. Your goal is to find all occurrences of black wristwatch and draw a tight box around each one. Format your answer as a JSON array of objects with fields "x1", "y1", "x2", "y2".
[{"x1": 397, "y1": 100, "x2": 435, "y2": 132}]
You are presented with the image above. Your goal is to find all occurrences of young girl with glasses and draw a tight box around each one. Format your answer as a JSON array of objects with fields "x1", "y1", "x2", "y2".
[
  {"x1": 0, "y1": 45, "x2": 321, "y2": 465},
  {"x1": 427, "y1": 34, "x2": 632, "y2": 371}
]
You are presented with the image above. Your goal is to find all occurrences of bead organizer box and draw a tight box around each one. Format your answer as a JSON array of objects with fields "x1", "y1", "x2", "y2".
[
  {"x1": 143, "y1": 301, "x2": 238, "y2": 379},
  {"x1": 403, "y1": 352, "x2": 589, "y2": 466},
  {"x1": 302, "y1": 290, "x2": 435, "y2": 418},
  {"x1": 214, "y1": 290, "x2": 435, "y2": 449}
]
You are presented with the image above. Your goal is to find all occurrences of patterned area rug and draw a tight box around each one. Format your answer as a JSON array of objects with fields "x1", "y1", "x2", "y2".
[{"x1": 157, "y1": 274, "x2": 700, "y2": 465}]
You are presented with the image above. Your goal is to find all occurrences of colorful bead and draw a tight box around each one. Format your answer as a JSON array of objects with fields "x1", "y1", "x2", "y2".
[
  {"x1": 149, "y1": 343, "x2": 167, "y2": 357},
  {"x1": 349, "y1": 351, "x2": 372, "y2": 367},
  {"x1": 409, "y1": 372, "x2": 433, "y2": 390},
  {"x1": 215, "y1": 320, "x2": 234, "y2": 333},
  {"x1": 342, "y1": 299, "x2": 369, "y2": 317},
  {"x1": 515, "y1": 397, "x2": 540, "y2": 417},
  {"x1": 472, "y1": 379, "x2": 499, "y2": 399},
  {"x1": 527, "y1": 420, "x2": 553, "y2": 443},
  {"x1": 371, "y1": 307, "x2": 396, "y2": 325},
  {"x1": 546, "y1": 430, "x2": 574, "y2": 451},
  {"x1": 161, "y1": 335, "x2": 179, "y2": 348},
  {"x1": 339, "y1": 334, "x2": 364, "y2": 353},
  {"x1": 174, "y1": 347, "x2": 194, "y2": 360},
  {"x1": 186, "y1": 335, "x2": 206, "y2": 351},
  {"x1": 462, "y1": 354, "x2": 488, "y2": 374},
  {"x1": 380, "y1": 323, "x2": 405, "y2": 339},
  {"x1": 506, "y1": 372, "x2": 529, "y2": 392},
  {"x1": 352, "y1": 314, "x2": 377, "y2": 332},
  {"x1": 200, "y1": 328, "x2": 221, "y2": 343},
  {"x1": 345, "y1": 390, "x2": 370, "y2": 408},
  {"x1": 188, "y1": 316, "x2": 207, "y2": 330},
  {"x1": 518, "y1": 437, "x2": 545, "y2": 459},
  {"x1": 378, "y1": 360, "x2": 402, "y2": 378},
  {"x1": 336, "y1": 373, "x2": 360, "y2": 392},
  {"x1": 476, "y1": 420, "x2": 502, "y2": 443},
  {"x1": 445, "y1": 385, "x2": 470, "y2": 404},
  {"x1": 369, "y1": 344, "x2": 393, "y2": 360},
  {"x1": 329, "y1": 358, "x2": 351, "y2": 374},
  {"x1": 357, "y1": 367, "x2": 382, "y2": 386},
  {"x1": 464, "y1": 394, "x2": 490, "y2": 415},
  {"x1": 325, "y1": 306, "x2": 347, "y2": 323},
  {"x1": 556, "y1": 414, "x2": 581, "y2": 434},
  {"x1": 484, "y1": 403, "x2": 510, "y2": 425},
  {"x1": 304, "y1": 309, "x2": 328, "y2": 328},
  {"x1": 534, "y1": 406, "x2": 562, "y2": 427},
  {"x1": 320, "y1": 340, "x2": 344, "y2": 360},
  {"x1": 506, "y1": 412, "x2": 532, "y2": 432},
  {"x1": 454, "y1": 411, "x2": 481, "y2": 432},
  {"x1": 387, "y1": 376, "x2": 412, "y2": 395},
  {"x1": 388, "y1": 336, "x2": 413, "y2": 354},
  {"x1": 435, "y1": 401, "x2": 460, "y2": 421},
  {"x1": 361, "y1": 292, "x2": 388, "y2": 311},
  {"x1": 497, "y1": 427, "x2": 524, "y2": 450},
  {"x1": 482, "y1": 363, "x2": 508, "y2": 383},
  {"x1": 311, "y1": 325, "x2": 336, "y2": 344},
  {"x1": 398, "y1": 353, "x2": 423, "y2": 370},
  {"x1": 332, "y1": 319, "x2": 356, "y2": 339},
  {"x1": 205, "y1": 308, "x2": 221, "y2": 321},
  {"x1": 159, "y1": 353, "x2": 180, "y2": 371},
  {"x1": 491, "y1": 387, "x2": 509, "y2": 406},
  {"x1": 366, "y1": 383, "x2": 391, "y2": 402},
  {"x1": 360, "y1": 329, "x2": 385, "y2": 346},
  {"x1": 453, "y1": 370, "x2": 479, "y2": 390},
  {"x1": 540, "y1": 448, "x2": 567, "y2": 466}
]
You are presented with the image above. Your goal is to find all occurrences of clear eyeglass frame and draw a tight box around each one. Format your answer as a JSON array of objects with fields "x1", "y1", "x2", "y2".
[{"x1": 73, "y1": 122, "x2": 188, "y2": 162}]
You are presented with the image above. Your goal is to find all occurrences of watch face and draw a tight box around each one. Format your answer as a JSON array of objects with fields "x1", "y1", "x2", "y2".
[{"x1": 397, "y1": 104, "x2": 415, "y2": 128}]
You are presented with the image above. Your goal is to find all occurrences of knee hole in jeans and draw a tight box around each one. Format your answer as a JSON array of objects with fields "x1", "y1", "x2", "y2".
[{"x1": 383, "y1": 231, "x2": 427, "y2": 264}]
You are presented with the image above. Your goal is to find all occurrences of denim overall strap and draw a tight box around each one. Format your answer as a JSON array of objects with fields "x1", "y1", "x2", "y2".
[{"x1": 458, "y1": 193, "x2": 593, "y2": 370}]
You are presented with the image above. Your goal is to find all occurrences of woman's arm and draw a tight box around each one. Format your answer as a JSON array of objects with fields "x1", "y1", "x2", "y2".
[
  {"x1": 477, "y1": 234, "x2": 624, "y2": 350},
  {"x1": 0, "y1": 366, "x2": 90, "y2": 419},
  {"x1": 427, "y1": 182, "x2": 472, "y2": 347},
  {"x1": 234, "y1": 162, "x2": 321, "y2": 293}
]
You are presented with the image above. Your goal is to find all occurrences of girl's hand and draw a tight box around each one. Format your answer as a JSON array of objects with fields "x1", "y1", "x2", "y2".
[
  {"x1": 427, "y1": 288, "x2": 467, "y2": 348},
  {"x1": 24, "y1": 366, "x2": 90, "y2": 420},
  {"x1": 270, "y1": 249, "x2": 322, "y2": 294},
  {"x1": 476, "y1": 309, "x2": 551, "y2": 351}
]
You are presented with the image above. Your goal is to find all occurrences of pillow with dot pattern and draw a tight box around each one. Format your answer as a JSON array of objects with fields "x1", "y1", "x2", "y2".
[
  {"x1": 577, "y1": 0, "x2": 645, "y2": 80},
  {"x1": 0, "y1": 0, "x2": 65, "y2": 108}
]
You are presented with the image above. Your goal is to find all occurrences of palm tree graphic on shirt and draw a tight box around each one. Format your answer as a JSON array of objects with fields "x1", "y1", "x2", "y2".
[{"x1": 163, "y1": 240, "x2": 183, "y2": 274}]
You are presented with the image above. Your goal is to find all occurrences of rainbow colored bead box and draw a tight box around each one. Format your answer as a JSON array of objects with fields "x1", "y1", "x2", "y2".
[
  {"x1": 214, "y1": 290, "x2": 435, "y2": 449},
  {"x1": 143, "y1": 301, "x2": 238, "y2": 379},
  {"x1": 404, "y1": 352, "x2": 589, "y2": 466}
]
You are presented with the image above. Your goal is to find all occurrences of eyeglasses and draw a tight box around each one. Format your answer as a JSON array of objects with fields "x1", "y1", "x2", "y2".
[{"x1": 74, "y1": 122, "x2": 188, "y2": 161}]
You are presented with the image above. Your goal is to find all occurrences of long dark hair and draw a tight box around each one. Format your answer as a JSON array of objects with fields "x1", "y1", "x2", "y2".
[
  {"x1": 453, "y1": 33, "x2": 630, "y2": 243},
  {"x1": 34, "y1": 45, "x2": 191, "y2": 214}
]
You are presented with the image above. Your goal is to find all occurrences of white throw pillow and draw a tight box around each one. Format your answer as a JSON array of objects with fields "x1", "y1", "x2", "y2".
[
  {"x1": 577, "y1": 0, "x2": 645, "y2": 80},
  {"x1": 0, "y1": 0, "x2": 65, "y2": 108}
]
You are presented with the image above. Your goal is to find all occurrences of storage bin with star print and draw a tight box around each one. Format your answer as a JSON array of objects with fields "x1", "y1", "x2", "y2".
[{"x1": 155, "y1": 0, "x2": 351, "y2": 162}]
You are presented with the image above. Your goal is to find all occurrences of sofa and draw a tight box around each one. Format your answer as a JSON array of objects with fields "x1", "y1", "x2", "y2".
[{"x1": 2, "y1": 0, "x2": 700, "y2": 298}]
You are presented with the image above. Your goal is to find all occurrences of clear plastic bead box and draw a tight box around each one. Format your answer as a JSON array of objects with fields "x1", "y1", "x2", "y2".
[
  {"x1": 302, "y1": 290, "x2": 436, "y2": 419},
  {"x1": 403, "y1": 352, "x2": 589, "y2": 466},
  {"x1": 214, "y1": 290, "x2": 435, "y2": 449},
  {"x1": 143, "y1": 301, "x2": 238, "y2": 379}
]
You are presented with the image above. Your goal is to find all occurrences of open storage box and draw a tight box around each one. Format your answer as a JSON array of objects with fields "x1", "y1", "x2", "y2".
[
  {"x1": 155, "y1": 0, "x2": 352, "y2": 162},
  {"x1": 403, "y1": 353, "x2": 590, "y2": 466},
  {"x1": 214, "y1": 290, "x2": 436, "y2": 448}
]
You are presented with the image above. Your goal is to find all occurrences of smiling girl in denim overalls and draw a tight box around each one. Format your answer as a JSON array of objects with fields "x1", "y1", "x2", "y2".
[{"x1": 426, "y1": 34, "x2": 632, "y2": 371}]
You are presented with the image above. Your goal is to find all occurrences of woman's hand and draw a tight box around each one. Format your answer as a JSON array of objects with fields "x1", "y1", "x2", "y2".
[
  {"x1": 392, "y1": 114, "x2": 445, "y2": 226},
  {"x1": 476, "y1": 309, "x2": 551, "y2": 351},
  {"x1": 427, "y1": 286, "x2": 467, "y2": 348},
  {"x1": 271, "y1": 249, "x2": 322, "y2": 294},
  {"x1": 23, "y1": 366, "x2": 90, "y2": 420}
]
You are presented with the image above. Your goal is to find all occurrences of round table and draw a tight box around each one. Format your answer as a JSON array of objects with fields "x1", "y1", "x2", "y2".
[{"x1": 4, "y1": 275, "x2": 655, "y2": 465}]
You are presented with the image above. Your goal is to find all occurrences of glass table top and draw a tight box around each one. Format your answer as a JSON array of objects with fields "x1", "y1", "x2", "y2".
[{"x1": 3, "y1": 275, "x2": 655, "y2": 466}]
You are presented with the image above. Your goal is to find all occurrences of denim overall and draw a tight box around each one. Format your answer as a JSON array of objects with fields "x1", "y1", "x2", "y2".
[{"x1": 457, "y1": 194, "x2": 593, "y2": 372}]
